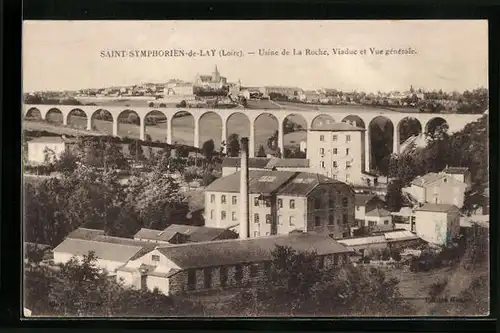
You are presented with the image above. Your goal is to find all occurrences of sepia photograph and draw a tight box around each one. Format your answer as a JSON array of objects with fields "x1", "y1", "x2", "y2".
[{"x1": 22, "y1": 20, "x2": 489, "y2": 317}]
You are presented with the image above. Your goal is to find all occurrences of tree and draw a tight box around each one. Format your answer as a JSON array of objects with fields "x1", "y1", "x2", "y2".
[
  {"x1": 267, "y1": 131, "x2": 278, "y2": 151},
  {"x1": 227, "y1": 133, "x2": 240, "y2": 157},
  {"x1": 257, "y1": 145, "x2": 267, "y2": 157},
  {"x1": 385, "y1": 179, "x2": 404, "y2": 212},
  {"x1": 201, "y1": 139, "x2": 215, "y2": 161},
  {"x1": 54, "y1": 149, "x2": 78, "y2": 173}
]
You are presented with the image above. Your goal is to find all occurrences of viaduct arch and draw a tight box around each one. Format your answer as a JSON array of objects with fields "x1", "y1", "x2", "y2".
[{"x1": 23, "y1": 104, "x2": 483, "y2": 166}]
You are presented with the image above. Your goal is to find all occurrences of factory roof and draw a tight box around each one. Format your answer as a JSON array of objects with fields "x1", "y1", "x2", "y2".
[
  {"x1": 134, "y1": 228, "x2": 181, "y2": 243},
  {"x1": 309, "y1": 122, "x2": 365, "y2": 132},
  {"x1": 222, "y1": 157, "x2": 270, "y2": 169},
  {"x1": 265, "y1": 158, "x2": 310, "y2": 169},
  {"x1": 156, "y1": 232, "x2": 351, "y2": 270},
  {"x1": 206, "y1": 170, "x2": 344, "y2": 196},
  {"x1": 67, "y1": 228, "x2": 105, "y2": 241},
  {"x1": 164, "y1": 224, "x2": 237, "y2": 242}
]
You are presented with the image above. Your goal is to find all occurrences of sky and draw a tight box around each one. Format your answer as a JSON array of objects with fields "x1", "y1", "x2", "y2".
[{"x1": 23, "y1": 20, "x2": 488, "y2": 93}]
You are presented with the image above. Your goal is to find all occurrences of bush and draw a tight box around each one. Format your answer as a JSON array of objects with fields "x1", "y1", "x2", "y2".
[
  {"x1": 428, "y1": 278, "x2": 448, "y2": 300},
  {"x1": 381, "y1": 248, "x2": 391, "y2": 261},
  {"x1": 391, "y1": 249, "x2": 402, "y2": 262}
]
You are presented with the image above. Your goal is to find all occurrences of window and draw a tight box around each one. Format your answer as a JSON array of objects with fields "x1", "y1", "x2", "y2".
[
  {"x1": 320, "y1": 161, "x2": 325, "y2": 168},
  {"x1": 346, "y1": 135, "x2": 351, "y2": 143},
  {"x1": 254, "y1": 213, "x2": 260, "y2": 223},
  {"x1": 315, "y1": 216, "x2": 321, "y2": 227},
  {"x1": 254, "y1": 231, "x2": 260, "y2": 237},
  {"x1": 152, "y1": 254, "x2": 160, "y2": 262},
  {"x1": 234, "y1": 265, "x2": 243, "y2": 282},
  {"x1": 333, "y1": 148, "x2": 338, "y2": 155},
  {"x1": 204, "y1": 268, "x2": 212, "y2": 289},
  {"x1": 332, "y1": 135, "x2": 338, "y2": 142},
  {"x1": 278, "y1": 215, "x2": 283, "y2": 225},
  {"x1": 232, "y1": 196, "x2": 237, "y2": 205},
  {"x1": 314, "y1": 198, "x2": 321, "y2": 209},
  {"x1": 320, "y1": 148, "x2": 325, "y2": 154},
  {"x1": 254, "y1": 197, "x2": 259, "y2": 207},
  {"x1": 328, "y1": 215, "x2": 334, "y2": 225},
  {"x1": 221, "y1": 195, "x2": 227, "y2": 204},
  {"x1": 278, "y1": 198, "x2": 283, "y2": 208},
  {"x1": 220, "y1": 266, "x2": 228, "y2": 287},
  {"x1": 369, "y1": 221, "x2": 376, "y2": 227},
  {"x1": 332, "y1": 175, "x2": 337, "y2": 180},
  {"x1": 329, "y1": 197, "x2": 335, "y2": 208},
  {"x1": 187, "y1": 269, "x2": 196, "y2": 290},
  {"x1": 318, "y1": 256, "x2": 325, "y2": 269},
  {"x1": 266, "y1": 214, "x2": 272, "y2": 224},
  {"x1": 250, "y1": 264, "x2": 259, "y2": 278},
  {"x1": 290, "y1": 199, "x2": 295, "y2": 209},
  {"x1": 346, "y1": 148, "x2": 350, "y2": 155},
  {"x1": 320, "y1": 135, "x2": 325, "y2": 141},
  {"x1": 346, "y1": 161, "x2": 351, "y2": 169},
  {"x1": 333, "y1": 254, "x2": 338, "y2": 266},
  {"x1": 342, "y1": 198, "x2": 348, "y2": 207},
  {"x1": 384, "y1": 220, "x2": 389, "y2": 225},
  {"x1": 210, "y1": 210, "x2": 214, "y2": 219},
  {"x1": 232, "y1": 211, "x2": 237, "y2": 221},
  {"x1": 265, "y1": 199, "x2": 271, "y2": 207},
  {"x1": 210, "y1": 194, "x2": 215, "y2": 203},
  {"x1": 356, "y1": 206, "x2": 360, "y2": 211},
  {"x1": 221, "y1": 211, "x2": 226, "y2": 220},
  {"x1": 289, "y1": 216, "x2": 295, "y2": 226},
  {"x1": 266, "y1": 232, "x2": 270, "y2": 236},
  {"x1": 342, "y1": 214, "x2": 348, "y2": 225}
]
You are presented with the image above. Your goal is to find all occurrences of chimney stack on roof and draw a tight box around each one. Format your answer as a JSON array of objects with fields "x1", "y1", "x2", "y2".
[{"x1": 239, "y1": 137, "x2": 250, "y2": 239}]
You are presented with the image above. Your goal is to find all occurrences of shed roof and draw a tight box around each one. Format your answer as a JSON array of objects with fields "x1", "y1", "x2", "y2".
[
  {"x1": 156, "y1": 232, "x2": 351, "y2": 269},
  {"x1": 53, "y1": 238, "x2": 144, "y2": 263},
  {"x1": 134, "y1": 228, "x2": 180, "y2": 243},
  {"x1": 414, "y1": 203, "x2": 460, "y2": 213}
]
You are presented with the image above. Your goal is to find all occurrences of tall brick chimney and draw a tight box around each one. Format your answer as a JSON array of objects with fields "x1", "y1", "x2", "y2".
[{"x1": 239, "y1": 137, "x2": 250, "y2": 239}]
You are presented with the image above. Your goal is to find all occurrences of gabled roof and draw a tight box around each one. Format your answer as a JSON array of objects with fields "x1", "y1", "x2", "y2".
[
  {"x1": 365, "y1": 207, "x2": 391, "y2": 217},
  {"x1": 310, "y1": 122, "x2": 365, "y2": 132},
  {"x1": 410, "y1": 172, "x2": 464, "y2": 187},
  {"x1": 443, "y1": 167, "x2": 469, "y2": 175},
  {"x1": 67, "y1": 228, "x2": 105, "y2": 241},
  {"x1": 165, "y1": 224, "x2": 237, "y2": 242},
  {"x1": 156, "y1": 232, "x2": 351, "y2": 270},
  {"x1": 277, "y1": 173, "x2": 341, "y2": 197},
  {"x1": 222, "y1": 157, "x2": 270, "y2": 169},
  {"x1": 355, "y1": 194, "x2": 384, "y2": 207},
  {"x1": 53, "y1": 238, "x2": 144, "y2": 263},
  {"x1": 414, "y1": 203, "x2": 460, "y2": 213}
]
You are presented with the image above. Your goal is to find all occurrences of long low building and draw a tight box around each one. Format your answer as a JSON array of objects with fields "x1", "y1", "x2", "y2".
[{"x1": 116, "y1": 232, "x2": 352, "y2": 296}]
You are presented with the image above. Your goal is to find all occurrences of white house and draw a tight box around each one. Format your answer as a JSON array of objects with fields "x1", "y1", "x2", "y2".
[
  {"x1": 364, "y1": 207, "x2": 393, "y2": 229},
  {"x1": 52, "y1": 237, "x2": 152, "y2": 275},
  {"x1": 414, "y1": 203, "x2": 461, "y2": 246},
  {"x1": 27, "y1": 136, "x2": 77, "y2": 165}
]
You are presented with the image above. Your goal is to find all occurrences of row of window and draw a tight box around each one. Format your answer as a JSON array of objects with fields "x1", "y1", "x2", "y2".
[
  {"x1": 319, "y1": 161, "x2": 352, "y2": 169},
  {"x1": 319, "y1": 134, "x2": 351, "y2": 143},
  {"x1": 314, "y1": 214, "x2": 349, "y2": 227},
  {"x1": 314, "y1": 197, "x2": 349, "y2": 209},
  {"x1": 210, "y1": 195, "x2": 298, "y2": 209},
  {"x1": 319, "y1": 148, "x2": 351, "y2": 155},
  {"x1": 210, "y1": 194, "x2": 238, "y2": 205}
]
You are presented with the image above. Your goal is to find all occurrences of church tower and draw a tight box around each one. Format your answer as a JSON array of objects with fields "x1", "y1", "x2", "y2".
[{"x1": 212, "y1": 65, "x2": 220, "y2": 82}]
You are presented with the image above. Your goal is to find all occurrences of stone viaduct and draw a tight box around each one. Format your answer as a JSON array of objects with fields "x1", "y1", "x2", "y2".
[{"x1": 23, "y1": 104, "x2": 483, "y2": 168}]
